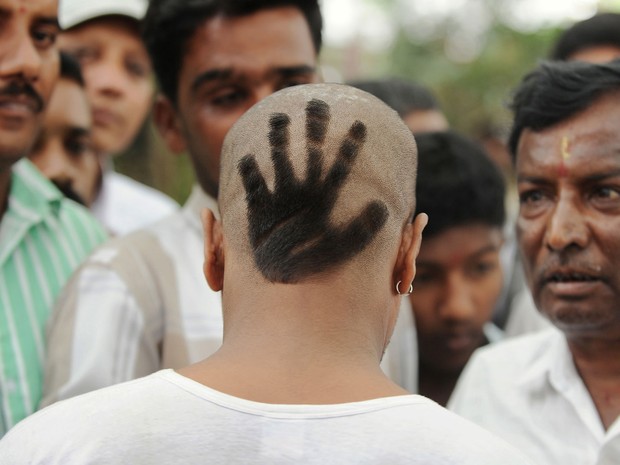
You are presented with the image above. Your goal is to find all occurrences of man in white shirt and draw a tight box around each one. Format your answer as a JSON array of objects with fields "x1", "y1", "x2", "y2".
[
  {"x1": 40, "y1": 0, "x2": 325, "y2": 406},
  {"x1": 0, "y1": 82, "x2": 534, "y2": 464},
  {"x1": 58, "y1": 0, "x2": 179, "y2": 235},
  {"x1": 449, "y1": 59, "x2": 620, "y2": 465}
]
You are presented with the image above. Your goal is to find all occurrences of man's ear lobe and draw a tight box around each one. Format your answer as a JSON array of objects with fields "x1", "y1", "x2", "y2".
[
  {"x1": 202, "y1": 208, "x2": 225, "y2": 292},
  {"x1": 153, "y1": 94, "x2": 186, "y2": 154}
]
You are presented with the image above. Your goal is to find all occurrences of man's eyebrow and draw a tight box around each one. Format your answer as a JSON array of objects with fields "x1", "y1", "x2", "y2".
[
  {"x1": 580, "y1": 169, "x2": 620, "y2": 183},
  {"x1": 417, "y1": 244, "x2": 500, "y2": 268},
  {"x1": 518, "y1": 169, "x2": 620, "y2": 184},
  {"x1": 190, "y1": 65, "x2": 317, "y2": 95},
  {"x1": 516, "y1": 175, "x2": 551, "y2": 184},
  {"x1": 272, "y1": 65, "x2": 316, "y2": 78},
  {"x1": 190, "y1": 69, "x2": 234, "y2": 94},
  {"x1": 471, "y1": 244, "x2": 501, "y2": 257},
  {"x1": 35, "y1": 16, "x2": 60, "y2": 28}
]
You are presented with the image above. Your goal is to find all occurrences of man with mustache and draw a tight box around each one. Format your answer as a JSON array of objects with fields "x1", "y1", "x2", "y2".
[
  {"x1": 0, "y1": 0, "x2": 106, "y2": 436},
  {"x1": 29, "y1": 52, "x2": 100, "y2": 207},
  {"x1": 449, "y1": 60, "x2": 620, "y2": 464}
]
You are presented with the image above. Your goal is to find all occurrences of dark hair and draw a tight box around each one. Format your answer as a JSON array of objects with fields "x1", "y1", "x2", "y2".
[
  {"x1": 550, "y1": 12, "x2": 620, "y2": 60},
  {"x1": 142, "y1": 0, "x2": 322, "y2": 104},
  {"x1": 59, "y1": 52, "x2": 85, "y2": 87},
  {"x1": 415, "y1": 131, "x2": 505, "y2": 238},
  {"x1": 508, "y1": 59, "x2": 620, "y2": 157},
  {"x1": 347, "y1": 77, "x2": 441, "y2": 117}
]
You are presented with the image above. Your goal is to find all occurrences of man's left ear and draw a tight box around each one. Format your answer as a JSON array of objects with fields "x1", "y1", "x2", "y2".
[
  {"x1": 394, "y1": 213, "x2": 428, "y2": 294},
  {"x1": 202, "y1": 208, "x2": 225, "y2": 291}
]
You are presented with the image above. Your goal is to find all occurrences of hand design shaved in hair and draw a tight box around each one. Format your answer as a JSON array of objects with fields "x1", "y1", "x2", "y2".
[{"x1": 238, "y1": 99, "x2": 389, "y2": 283}]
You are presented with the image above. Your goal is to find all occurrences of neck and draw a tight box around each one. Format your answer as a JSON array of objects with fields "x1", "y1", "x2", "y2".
[
  {"x1": 0, "y1": 167, "x2": 12, "y2": 222},
  {"x1": 417, "y1": 364, "x2": 462, "y2": 407},
  {"x1": 568, "y1": 334, "x2": 620, "y2": 430},
  {"x1": 180, "y1": 275, "x2": 408, "y2": 404}
]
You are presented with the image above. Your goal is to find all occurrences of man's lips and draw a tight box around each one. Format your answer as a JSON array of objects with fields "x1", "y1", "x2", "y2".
[
  {"x1": 539, "y1": 267, "x2": 605, "y2": 297},
  {"x1": 93, "y1": 107, "x2": 123, "y2": 127},
  {"x1": 0, "y1": 82, "x2": 44, "y2": 117},
  {"x1": 431, "y1": 329, "x2": 481, "y2": 353}
]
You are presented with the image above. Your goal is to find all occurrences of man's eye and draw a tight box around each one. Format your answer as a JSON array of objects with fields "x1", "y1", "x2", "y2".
[
  {"x1": 469, "y1": 261, "x2": 497, "y2": 278},
  {"x1": 211, "y1": 90, "x2": 246, "y2": 108},
  {"x1": 592, "y1": 186, "x2": 620, "y2": 200},
  {"x1": 414, "y1": 270, "x2": 438, "y2": 285},
  {"x1": 126, "y1": 60, "x2": 149, "y2": 78},
  {"x1": 519, "y1": 189, "x2": 545, "y2": 205},
  {"x1": 66, "y1": 138, "x2": 92, "y2": 157},
  {"x1": 32, "y1": 28, "x2": 57, "y2": 48},
  {"x1": 69, "y1": 48, "x2": 97, "y2": 64}
]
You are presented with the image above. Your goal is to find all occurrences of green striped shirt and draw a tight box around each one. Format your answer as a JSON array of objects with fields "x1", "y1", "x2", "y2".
[{"x1": 0, "y1": 159, "x2": 107, "y2": 436}]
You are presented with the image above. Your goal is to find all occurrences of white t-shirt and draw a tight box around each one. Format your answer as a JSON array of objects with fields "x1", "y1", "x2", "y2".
[
  {"x1": 2, "y1": 370, "x2": 534, "y2": 464},
  {"x1": 91, "y1": 171, "x2": 179, "y2": 236},
  {"x1": 449, "y1": 327, "x2": 620, "y2": 465},
  {"x1": 41, "y1": 186, "x2": 416, "y2": 407}
]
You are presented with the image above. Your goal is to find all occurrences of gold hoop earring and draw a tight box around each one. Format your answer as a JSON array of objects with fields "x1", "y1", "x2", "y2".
[{"x1": 396, "y1": 280, "x2": 413, "y2": 296}]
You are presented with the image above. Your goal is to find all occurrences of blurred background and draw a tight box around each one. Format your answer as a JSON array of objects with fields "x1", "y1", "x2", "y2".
[{"x1": 116, "y1": 0, "x2": 620, "y2": 204}]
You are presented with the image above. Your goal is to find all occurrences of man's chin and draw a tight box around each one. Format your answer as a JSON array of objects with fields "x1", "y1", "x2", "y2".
[
  {"x1": 0, "y1": 123, "x2": 40, "y2": 164},
  {"x1": 540, "y1": 297, "x2": 616, "y2": 333}
]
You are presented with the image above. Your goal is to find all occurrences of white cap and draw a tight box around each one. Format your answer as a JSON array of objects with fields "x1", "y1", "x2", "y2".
[{"x1": 59, "y1": 0, "x2": 148, "y2": 30}]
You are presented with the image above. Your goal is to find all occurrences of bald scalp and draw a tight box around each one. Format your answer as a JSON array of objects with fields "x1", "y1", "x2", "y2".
[{"x1": 219, "y1": 83, "x2": 417, "y2": 283}]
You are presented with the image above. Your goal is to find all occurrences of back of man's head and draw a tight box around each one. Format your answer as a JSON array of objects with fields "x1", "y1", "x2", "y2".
[
  {"x1": 550, "y1": 12, "x2": 620, "y2": 61},
  {"x1": 143, "y1": 0, "x2": 323, "y2": 105},
  {"x1": 414, "y1": 131, "x2": 505, "y2": 238},
  {"x1": 508, "y1": 59, "x2": 620, "y2": 157},
  {"x1": 218, "y1": 83, "x2": 417, "y2": 284}
]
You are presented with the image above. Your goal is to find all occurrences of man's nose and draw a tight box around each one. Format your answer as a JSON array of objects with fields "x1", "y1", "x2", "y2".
[
  {"x1": 438, "y1": 275, "x2": 476, "y2": 323},
  {"x1": 545, "y1": 194, "x2": 589, "y2": 252},
  {"x1": 0, "y1": 32, "x2": 42, "y2": 83}
]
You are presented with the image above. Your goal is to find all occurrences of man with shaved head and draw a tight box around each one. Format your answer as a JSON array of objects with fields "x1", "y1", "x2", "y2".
[{"x1": 0, "y1": 84, "x2": 532, "y2": 464}]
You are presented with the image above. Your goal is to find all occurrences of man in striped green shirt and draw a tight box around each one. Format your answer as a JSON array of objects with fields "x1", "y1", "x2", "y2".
[{"x1": 0, "y1": 0, "x2": 107, "y2": 436}]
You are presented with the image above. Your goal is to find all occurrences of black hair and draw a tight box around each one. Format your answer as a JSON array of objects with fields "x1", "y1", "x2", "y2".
[
  {"x1": 415, "y1": 131, "x2": 505, "y2": 238},
  {"x1": 59, "y1": 51, "x2": 85, "y2": 87},
  {"x1": 142, "y1": 0, "x2": 322, "y2": 105},
  {"x1": 508, "y1": 59, "x2": 620, "y2": 157},
  {"x1": 550, "y1": 12, "x2": 620, "y2": 60},
  {"x1": 238, "y1": 99, "x2": 387, "y2": 284},
  {"x1": 347, "y1": 77, "x2": 441, "y2": 118}
]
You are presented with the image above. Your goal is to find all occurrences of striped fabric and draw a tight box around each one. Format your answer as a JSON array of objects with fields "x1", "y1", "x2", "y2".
[{"x1": 0, "y1": 159, "x2": 106, "y2": 436}]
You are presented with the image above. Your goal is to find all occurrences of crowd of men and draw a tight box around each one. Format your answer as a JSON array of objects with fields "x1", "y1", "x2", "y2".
[{"x1": 0, "y1": 0, "x2": 619, "y2": 463}]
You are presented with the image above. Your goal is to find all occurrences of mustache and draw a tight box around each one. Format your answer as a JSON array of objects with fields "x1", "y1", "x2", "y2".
[{"x1": 0, "y1": 81, "x2": 44, "y2": 113}]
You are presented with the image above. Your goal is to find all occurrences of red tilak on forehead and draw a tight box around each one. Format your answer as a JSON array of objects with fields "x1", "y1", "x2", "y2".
[{"x1": 558, "y1": 135, "x2": 571, "y2": 177}]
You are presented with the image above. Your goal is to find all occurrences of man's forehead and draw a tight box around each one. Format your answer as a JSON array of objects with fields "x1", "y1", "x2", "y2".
[
  {"x1": 178, "y1": 8, "x2": 316, "y2": 80},
  {"x1": 0, "y1": 0, "x2": 58, "y2": 17},
  {"x1": 517, "y1": 93, "x2": 620, "y2": 164}
]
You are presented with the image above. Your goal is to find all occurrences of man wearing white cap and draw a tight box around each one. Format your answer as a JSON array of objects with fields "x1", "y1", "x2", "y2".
[{"x1": 56, "y1": 0, "x2": 178, "y2": 235}]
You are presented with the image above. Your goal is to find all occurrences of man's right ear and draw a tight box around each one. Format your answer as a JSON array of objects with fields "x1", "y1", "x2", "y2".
[
  {"x1": 153, "y1": 94, "x2": 186, "y2": 154},
  {"x1": 202, "y1": 208, "x2": 225, "y2": 292}
]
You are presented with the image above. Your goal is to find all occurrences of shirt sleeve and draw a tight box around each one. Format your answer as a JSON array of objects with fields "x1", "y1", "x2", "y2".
[{"x1": 40, "y1": 242, "x2": 162, "y2": 408}]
